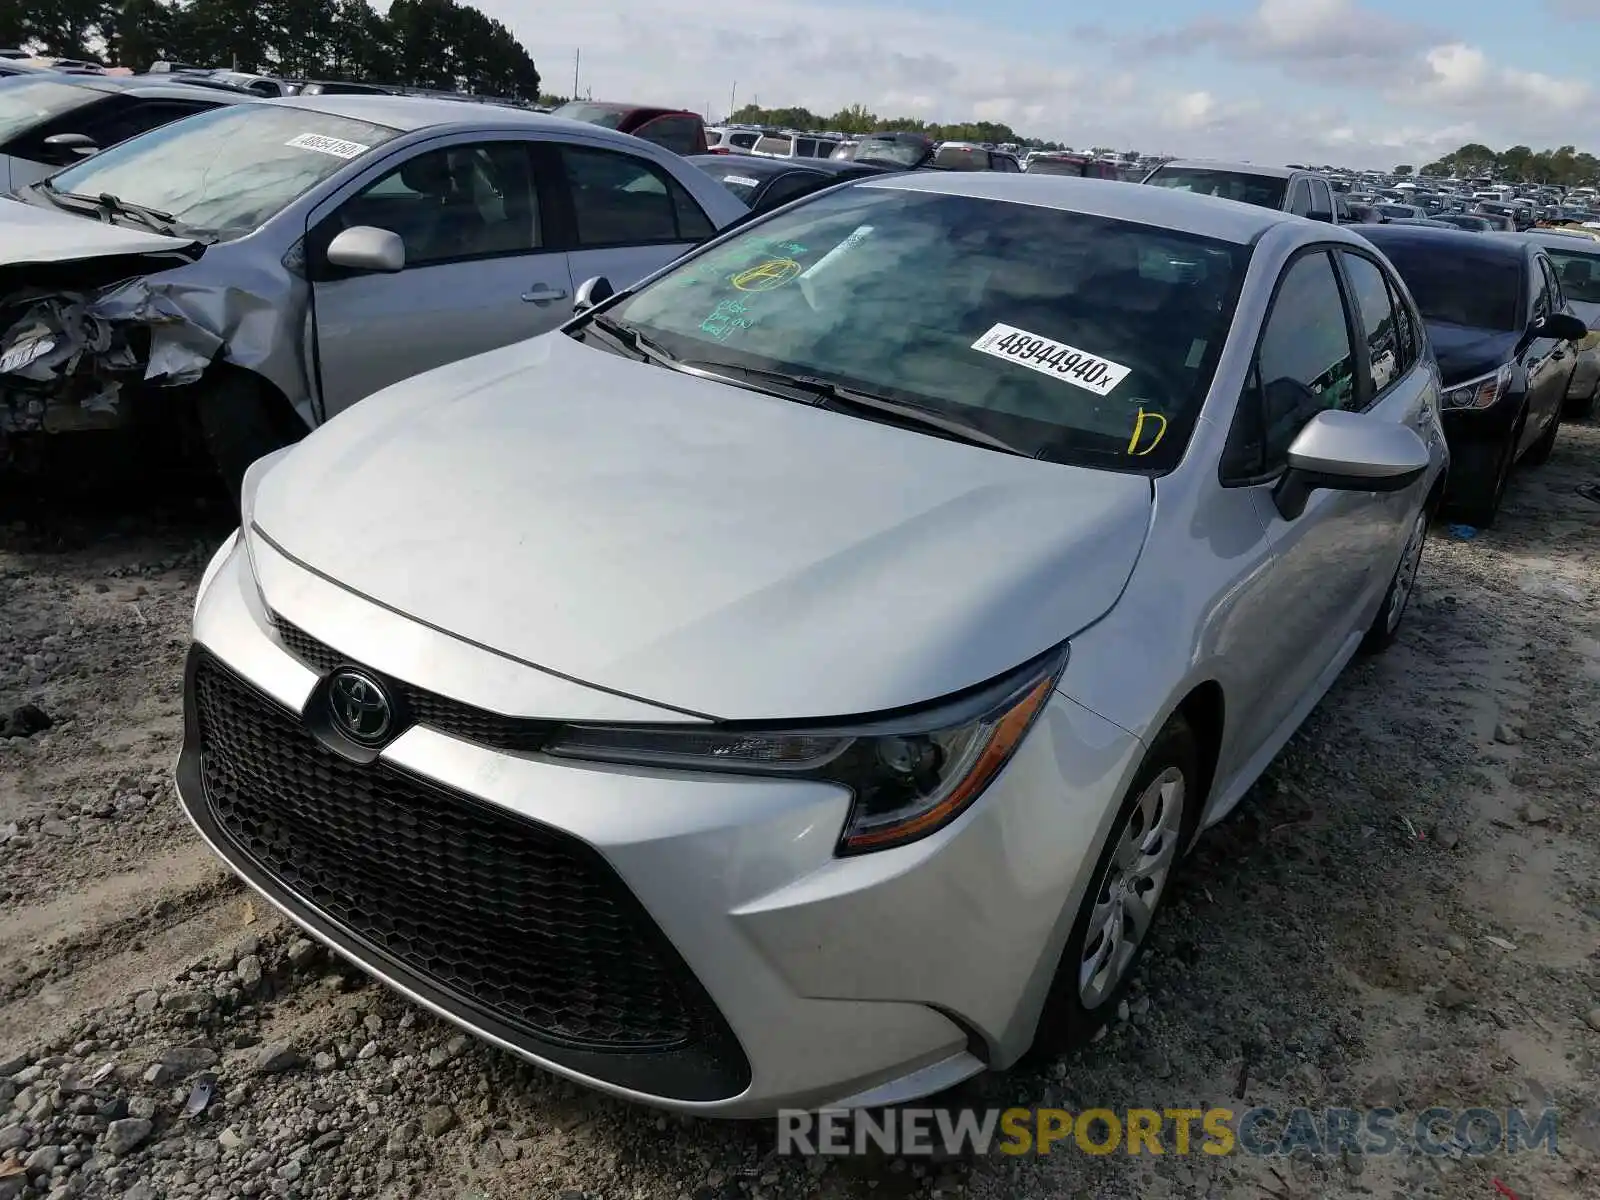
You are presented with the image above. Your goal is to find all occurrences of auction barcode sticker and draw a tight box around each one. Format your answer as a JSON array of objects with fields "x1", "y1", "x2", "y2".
[
  {"x1": 285, "y1": 132, "x2": 370, "y2": 159},
  {"x1": 970, "y1": 323, "x2": 1131, "y2": 397}
]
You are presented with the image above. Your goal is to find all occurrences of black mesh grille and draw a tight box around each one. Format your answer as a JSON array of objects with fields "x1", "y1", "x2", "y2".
[
  {"x1": 193, "y1": 654, "x2": 726, "y2": 1054},
  {"x1": 269, "y1": 615, "x2": 554, "y2": 752}
]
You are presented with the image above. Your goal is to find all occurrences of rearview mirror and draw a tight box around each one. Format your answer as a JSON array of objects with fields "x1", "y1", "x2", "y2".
[
  {"x1": 1530, "y1": 311, "x2": 1588, "y2": 342},
  {"x1": 325, "y1": 226, "x2": 405, "y2": 274},
  {"x1": 572, "y1": 275, "x2": 614, "y2": 315},
  {"x1": 1273, "y1": 409, "x2": 1429, "y2": 521},
  {"x1": 41, "y1": 132, "x2": 98, "y2": 162}
]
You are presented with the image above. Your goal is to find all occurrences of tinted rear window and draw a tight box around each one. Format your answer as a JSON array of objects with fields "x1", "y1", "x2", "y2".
[
  {"x1": 1026, "y1": 158, "x2": 1087, "y2": 176},
  {"x1": 931, "y1": 145, "x2": 990, "y2": 171},
  {"x1": 1372, "y1": 241, "x2": 1524, "y2": 331},
  {"x1": 1144, "y1": 167, "x2": 1288, "y2": 210}
]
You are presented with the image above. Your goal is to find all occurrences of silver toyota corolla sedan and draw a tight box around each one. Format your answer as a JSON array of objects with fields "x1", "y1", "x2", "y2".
[{"x1": 177, "y1": 173, "x2": 1449, "y2": 1117}]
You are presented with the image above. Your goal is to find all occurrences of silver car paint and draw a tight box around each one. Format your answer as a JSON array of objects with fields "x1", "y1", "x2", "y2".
[
  {"x1": 250, "y1": 332, "x2": 1154, "y2": 720},
  {"x1": 184, "y1": 176, "x2": 1449, "y2": 1115},
  {"x1": 0, "y1": 98, "x2": 748, "y2": 430}
]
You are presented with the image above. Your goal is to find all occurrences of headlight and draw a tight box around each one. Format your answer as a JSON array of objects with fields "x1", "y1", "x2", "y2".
[
  {"x1": 1441, "y1": 363, "x2": 1512, "y2": 410},
  {"x1": 542, "y1": 652, "x2": 1066, "y2": 855}
]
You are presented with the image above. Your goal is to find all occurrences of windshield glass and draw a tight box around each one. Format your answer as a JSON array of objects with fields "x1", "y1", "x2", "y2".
[
  {"x1": 605, "y1": 186, "x2": 1251, "y2": 472},
  {"x1": 46, "y1": 104, "x2": 400, "y2": 241},
  {"x1": 1545, "y1": 249, "x2": 1600, "y2": 303},
  {"x1": 1374, "y1": 242, "x2": 1524, "y2": 331},
  {"x1": 550, "y1": 102, "x2": 628, "y2": 129},
  {"x1": 0, "y1": 76, "x2": 101, "y2": 144},
  {"x1": 851, "y1": 136, "x2": 929, "y2": 168},
  {"x1": 1143, "y1": 167, "x2": 1288, "y2": 209}
]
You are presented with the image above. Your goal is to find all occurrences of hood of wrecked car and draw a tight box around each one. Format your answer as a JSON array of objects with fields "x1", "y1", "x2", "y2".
[{"x1": 0, "y1": 194, "x2": 205, "y2": 264}]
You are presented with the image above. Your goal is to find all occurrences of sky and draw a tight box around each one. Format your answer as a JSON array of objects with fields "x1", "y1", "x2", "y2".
[{"x1": 461, "y1": 0, "x2": 1600, "y2": 168}]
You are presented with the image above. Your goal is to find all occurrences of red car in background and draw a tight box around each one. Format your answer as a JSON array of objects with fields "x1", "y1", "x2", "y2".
[{"x1": 548, "y1": 101, "x2": 708, "y2": 155}]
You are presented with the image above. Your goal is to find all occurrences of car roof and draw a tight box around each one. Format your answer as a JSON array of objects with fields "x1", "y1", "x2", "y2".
[
  {"x1": 1494, "y1": 229, "x2": 1600, "y2": 254},
  {"x1": 857, "y1": 173, "x2": 1315, "y2": 245},
  {"x1": 1155, "y1": 159, "x2": 1299, "y2": 179},
  {"x1": 1357, "y1": 223, "x2": 1532, "y2": 261},
  {"x1": 17, "y1": 73, "x2": 247, "y2": 102},
  {"x1": 687, "y1": 155, "x2": 885, "y2": 178},
  {"x1": 259, "y1": 93, "x2": 634, "y2": 139}
]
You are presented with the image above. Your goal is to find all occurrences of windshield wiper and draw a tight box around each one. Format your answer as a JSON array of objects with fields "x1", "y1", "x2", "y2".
[
  {"x1": 584, "y1": 314, "x2": 681, "y2": 369},
  {"x1": 36, "y1": 181, "x2": 178, "y2": 236},
  {"x1": 683, "y1": 363, "x2": 1030, "y2": 456}
]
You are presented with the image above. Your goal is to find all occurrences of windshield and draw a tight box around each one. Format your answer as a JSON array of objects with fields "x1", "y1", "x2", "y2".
[
  {"x1": 46, "y1": 104, "x2": 400, "y2": 241},
  {"x1": 1545, "y1": 249, "x2": 1600, "y2": 304},
  {"x1": 603, "y1": 186, "x2": 1251, "y2": 472},
  {"x1": 1375, "y1": 242, "x2": 1524, "y2": 331},
  {"x1": 550, "y1": 102, "x2": 628, "y2": 129},
  {"x1": 851, "y1": 137, "x2": 929, "y2": 168},
  {"x1": 1143, "y1": 167, "x2": 1288, "y2": 210},
  {"x1": 0, "y1": 76, "x2": 101, "y2": 145}
]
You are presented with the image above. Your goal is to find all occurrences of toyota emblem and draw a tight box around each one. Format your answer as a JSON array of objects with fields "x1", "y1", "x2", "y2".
[{"x1": 327, "y1": 669, "x2": 394, "y2": 744}]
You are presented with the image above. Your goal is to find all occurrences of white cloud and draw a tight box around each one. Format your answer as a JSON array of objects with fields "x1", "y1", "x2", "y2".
[{"x1": 461, "y1": 0, "x2": 1600, "y2": 168}]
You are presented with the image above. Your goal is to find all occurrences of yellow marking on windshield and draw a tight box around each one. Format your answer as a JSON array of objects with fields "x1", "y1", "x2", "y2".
[
  {"x1": 731, "y1": 259, "x2": 802, "y2": 292},
  {"x1": 1127, "y1": 409, "x2": 1169, "y2": 456}
]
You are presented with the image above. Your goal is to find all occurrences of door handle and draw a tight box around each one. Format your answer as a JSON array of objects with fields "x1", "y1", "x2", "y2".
[{"x1": 521, "y1": 284, "x2": 569, "y2": 304}]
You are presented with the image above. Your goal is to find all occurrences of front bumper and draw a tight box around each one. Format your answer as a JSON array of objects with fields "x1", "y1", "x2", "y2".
[{"x1": 174, "y1": 531, "x2": 1143, "y2": 1116}]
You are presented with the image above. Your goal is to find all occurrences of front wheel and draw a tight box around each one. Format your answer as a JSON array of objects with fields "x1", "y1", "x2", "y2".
[
  {"x1": 1522, "y1": 407, "x2": 1560, "y2": 467},
  {"x1": 1030, "y1": 715, "x2": 1198, "y2": 1057},
  {"x1": 1445, "y1": 422, "x2": 1518, "y2": 529}
]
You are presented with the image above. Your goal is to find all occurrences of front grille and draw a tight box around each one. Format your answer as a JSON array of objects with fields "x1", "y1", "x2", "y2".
[
  {"x1": 192, "y1": 652, "x2": 742, "y2": 1077},
  {"x1": 269, "y1": 615, "x2": 554, "y2": 752}
]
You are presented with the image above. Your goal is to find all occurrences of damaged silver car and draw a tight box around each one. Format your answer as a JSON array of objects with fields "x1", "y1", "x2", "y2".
[{"x1": 0, "y1": 94, "x2": 748, "y2": 493}]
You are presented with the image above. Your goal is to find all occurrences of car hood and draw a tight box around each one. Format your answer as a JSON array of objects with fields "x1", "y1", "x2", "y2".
[
  {"x1": 252, "y1": 334, "x2": 1154, "y2": 721},
  {"x1": 0, "y1": 193, "x2": 205, "y2": 269},
  {"x1": 1425, "y1": 322, "x2": 1520, "y2": 387}
]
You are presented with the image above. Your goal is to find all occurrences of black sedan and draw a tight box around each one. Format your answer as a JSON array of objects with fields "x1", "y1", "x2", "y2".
[
  {"x1": 685, "y1": 155, "x2": 887, "y2": 214},
  {"x1": 1355, "y1": 224, "x2": 1585, "y2": 526}
]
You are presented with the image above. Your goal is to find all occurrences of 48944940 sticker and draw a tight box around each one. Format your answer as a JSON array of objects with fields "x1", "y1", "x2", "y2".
[{"x1": 971, "y1": 323, "x2": 1131, "y2": 397}]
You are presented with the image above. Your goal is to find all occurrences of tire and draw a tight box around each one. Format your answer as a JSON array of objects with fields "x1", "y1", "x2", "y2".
[
  {"x1": 1521, "y1": 407, "x2": 1560, "y2": 467},
  {"x1": 1029, "y1": 715, "x2": 1199, "y2": 1058},
  {"x1": 1361, "y1": 505, "x2": 1429, "y2": 654},
  {"x1": 193, "y1": 372, "x2": 302, "y2": 514},
  {"x1": 1445, "y1": 420, "x2": 1519, "y2": 529}
]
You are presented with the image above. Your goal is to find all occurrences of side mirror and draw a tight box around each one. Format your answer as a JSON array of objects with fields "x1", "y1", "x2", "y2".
[
  {"x1": 325, "y1": 226, "x2": 405, "y2": 274},
  {"x1": 572, "y1": 275, "x2": 614, "y2": 315},
  {"x1": 1273, "y1": 408, "x2": 1429, "y2": 521},
  {"x1": 1530, "y1": 311, "x2": 1588, "y2": 342},
  {"x1": 1306, "y1": 208, "x2": 1334, "y2": 223},
  {"x1": 41, "y1": 132, "x2": 98, "y2": 162}
]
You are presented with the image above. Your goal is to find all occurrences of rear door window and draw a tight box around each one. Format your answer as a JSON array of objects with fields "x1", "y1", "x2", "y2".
[{"x1": 560, "y1": 144, "x2": 712, "y2": 245}]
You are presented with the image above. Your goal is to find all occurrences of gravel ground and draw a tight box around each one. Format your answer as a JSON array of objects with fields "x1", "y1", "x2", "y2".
[{"x1": 2, "y1": 423, "x2": 1598, "y2": 1200}]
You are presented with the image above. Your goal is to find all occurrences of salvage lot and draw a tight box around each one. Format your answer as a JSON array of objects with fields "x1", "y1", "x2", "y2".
[{"x1": 0, "y1": 425, "x2": 1598, "y2": 1200}]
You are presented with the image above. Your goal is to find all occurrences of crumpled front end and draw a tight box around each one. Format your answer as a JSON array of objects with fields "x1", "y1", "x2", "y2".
[{"x1": 0, "y1": 276, "x2": 225, "y2": 434}]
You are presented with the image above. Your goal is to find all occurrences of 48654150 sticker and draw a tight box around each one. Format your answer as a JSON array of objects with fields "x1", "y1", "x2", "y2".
[{"x1": 971, "y1": 323, "x2": 1131, "y2": 397}]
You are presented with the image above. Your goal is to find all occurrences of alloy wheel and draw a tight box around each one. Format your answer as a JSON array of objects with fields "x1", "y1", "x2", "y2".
[{"x1": 1078, "y1": 766, "x2": 1186, "y2": 1009}]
